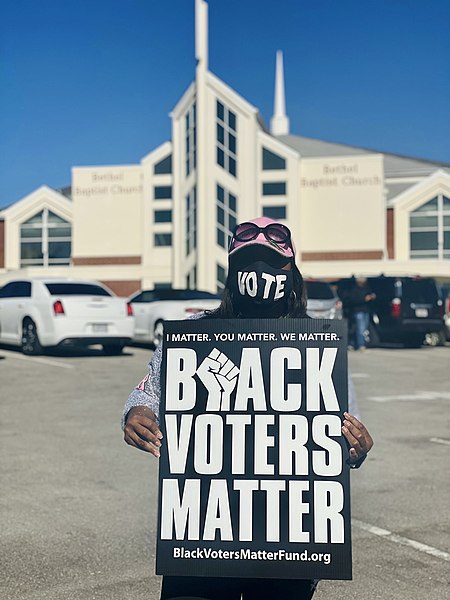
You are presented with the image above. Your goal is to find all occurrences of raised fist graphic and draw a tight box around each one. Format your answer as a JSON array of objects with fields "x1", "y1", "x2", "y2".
[{"x1": 196, "y1": 348, "x2": 240, "y2": 411}]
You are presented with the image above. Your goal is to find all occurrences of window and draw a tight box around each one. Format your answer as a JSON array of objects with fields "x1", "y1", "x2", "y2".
[
  {"x1": 263, "y1": 206, "x2": 286, "y2": 220},
  {"x1": 186, "y1": 266, "x2": 197, "y2": 289},
  {"x1": 0, "y1": 282, "x2": 15, "y2": 298},
  {"x1": 154, "y1": 233, "x2": 172, "y2": 246},
  {"x1": 130, "y1": 290, "x2": 174, "y2": 302},
  {"x1": 216, "y1": 184, "x2": 237, "y2": 249},
  {"x1": 186, "y1": 187, "x2": 197, "y2": 256},
  {"x1": 154, "y1": 186, "x2": 172, "y2": 200},
  {"x1": 262, "y1": 148, "x2": 286, "y2": 170},
  {"x1": 402, "y1": 278, "x2": 440, "y2": 303},
  {"x1": 154, "y1": 154, "x2": 172, "y2": 175},
  {"x1": 135, "y1": 288, "x2": 218, "y2": 302},
  {"x1": 262, "y1": 182, "x2": 286, "y2": 196},
  {"x1": 154, "y1": 282, "x2": 172, "y2": 290},
  {"x1": 185, "y1": 103, "x2": 197, "y2": 176},
  {"x1": 305, "y1": 281, "x2": 334, "y2": 300},
  {"x1": 154, "y1": 210, "x2": 172, "y2": 223},
  {"x1": 45, "y1": 283, "x2": 111, "y2": 296},
  {"x1": 20, "y1": 209, "x2": 71, "y2": 267},
  {"x1": 0, "y1": 281, "x2": 32, "y2": 298},
  {"x1": 129, "y1": 291, "x2": 144, "y2": 303},
  {"x1": 216, "y1": 100, "x2": 237, "y2": 177},
  {"x1": 217, "y1": 264, "x2": 227, "y2": 291},
  {"x1": 410, "y1": 195, "x2": 450, "y2": 259},
  {"x1": 16, "y1": 282, "x2": 32, "y2": 297}
]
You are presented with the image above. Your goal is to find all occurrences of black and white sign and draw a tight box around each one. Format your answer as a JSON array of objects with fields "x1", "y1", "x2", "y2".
[{"x1": 156, "y1": 318, "x2": 351, "y2": 580}]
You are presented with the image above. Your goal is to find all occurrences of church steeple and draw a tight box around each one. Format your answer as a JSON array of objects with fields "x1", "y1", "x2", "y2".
[
  {"x1": 270, "y1": 50, "x2": 290, "y2": 136},
  {"x1": 195, "y1": 0, "x2": 208, "y2": 71}
]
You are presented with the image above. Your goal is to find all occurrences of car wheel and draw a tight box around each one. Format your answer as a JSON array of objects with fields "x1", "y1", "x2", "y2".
[
  {"x1": 102, "y1": 342, "x2": 125, "y2": 356},
  {"x1": 22, "y1": 319, "x2": 43, "y2": 356},
  {"x1": 424, "y1": 330, "x2": 446, "y2": 347},
  {"x1": 365, "y1": 322, "x2": 380, "y2": 348},
  {"x1": 438, "y1": 329, "x2": 447, "y2": 346},
  {"x1": 153, "y1": 320, "x2": 164, "y2": 347}
]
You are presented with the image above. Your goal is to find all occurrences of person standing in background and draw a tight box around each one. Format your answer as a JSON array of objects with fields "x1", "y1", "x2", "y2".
[{"x1": 346, "y1": 276, "x2": 376, "y2": 351}]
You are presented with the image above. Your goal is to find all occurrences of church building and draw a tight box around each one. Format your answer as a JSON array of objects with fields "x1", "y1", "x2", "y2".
[{"x1": 1, "y1": 0, "x2": 449, "y2": 295}]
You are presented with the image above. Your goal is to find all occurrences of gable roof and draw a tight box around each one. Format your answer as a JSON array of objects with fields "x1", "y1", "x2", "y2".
[
  {"x1": 388, "y1": 169, "x2": 450, "y2": 209},
  {"x1": 385, "y1": 182, "x2": 418, "y2": 203},
  {"x1": 0, "y1": 185, "x2": 72, "y2": 220},
  {"x1": 278, "y1": 134, "x2": 373, "y2": 158},
  {"x1": 277, "y1": 134, "x2": 450, "y2": 178}
]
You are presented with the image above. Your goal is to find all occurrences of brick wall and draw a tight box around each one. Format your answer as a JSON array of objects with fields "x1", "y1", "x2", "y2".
[
  {"x1": 301, "y1": 250, "x2": 383, "y2": 261},
  {"x1": 386, "y1": 208, "x2": 395, "y2": 259},
  {"x1": 73, "y1": 256, "x2": 141, "y2": 265},
  {"x1": 101, "y1": 280, "x2": 141, "y2": 297}
]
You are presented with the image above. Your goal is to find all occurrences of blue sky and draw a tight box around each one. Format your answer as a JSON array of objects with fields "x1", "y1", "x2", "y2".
[{"x1": 1, "y1": 0, "x2": 449, "y2": 208}]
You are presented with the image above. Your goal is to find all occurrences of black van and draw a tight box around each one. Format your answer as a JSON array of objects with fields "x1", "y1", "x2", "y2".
[{"x1": 336, "y1": 276, "x2": 444, "y2": 347}]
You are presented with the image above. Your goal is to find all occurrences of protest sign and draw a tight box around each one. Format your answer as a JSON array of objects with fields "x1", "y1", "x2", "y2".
[{"x1": 156, "y1": 318, "x2": 351, "y2": 580}]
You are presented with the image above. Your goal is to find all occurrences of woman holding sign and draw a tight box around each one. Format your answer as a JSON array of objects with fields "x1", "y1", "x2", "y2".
[{"x1": 123, "y1": 217, "x2": 373, "y2": 600}]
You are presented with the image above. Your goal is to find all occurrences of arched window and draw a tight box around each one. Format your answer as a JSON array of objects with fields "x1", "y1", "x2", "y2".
[
  {"x1": 409, "y1": 195, "x2": 450, "y2": 259},
  {"x1": 20, "y1": 209, "x2": 72, "y2": 267}
]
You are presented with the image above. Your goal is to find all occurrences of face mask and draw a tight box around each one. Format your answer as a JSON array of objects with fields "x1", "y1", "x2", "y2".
[{"x1": 231, "y1": 261, "x2": 293, "y2": 306}]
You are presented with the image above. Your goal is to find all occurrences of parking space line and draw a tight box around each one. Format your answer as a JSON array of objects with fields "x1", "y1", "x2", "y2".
[
  {"x1": 352, "y1": 518, "x2": 450, "y2": 561},
  {"x1": 0, "y1": 351, "x2": 74, "y2": 369},
  {"x1": 430, "y1": 437, "x2": 450, "y2": 446},
  {"x1": 351, "y1": 373, "x2": 370, "y2": 378},
  {"x1": 369, "y1": 391, "x2": 450, "y2": 402}
]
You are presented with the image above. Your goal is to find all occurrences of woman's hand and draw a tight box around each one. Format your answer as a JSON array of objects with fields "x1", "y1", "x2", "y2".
[
  {"x1": 342, "y1": 411, "x2": 374, "y2": 464},
  {"x1": 124, "y1": 406, "x2": 163, "y2": 457}
]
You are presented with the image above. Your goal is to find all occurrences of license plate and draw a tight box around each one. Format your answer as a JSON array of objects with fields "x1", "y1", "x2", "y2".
[
  {"x1": 93, "y1": 323, "x2": 108, "y2": 333},
  {"x1": 415, "y1": 308, "x2": 428, "y2": 318}
]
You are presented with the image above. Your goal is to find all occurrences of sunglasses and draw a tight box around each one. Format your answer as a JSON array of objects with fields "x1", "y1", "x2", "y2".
[{"x1": 229, "y1": 222, "x2": 293, "y2": 252}]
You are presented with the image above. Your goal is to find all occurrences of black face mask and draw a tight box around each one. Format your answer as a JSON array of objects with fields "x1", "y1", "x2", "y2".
[{"x1": 230, "y1": 261, "x2": 294, "y2": 310}]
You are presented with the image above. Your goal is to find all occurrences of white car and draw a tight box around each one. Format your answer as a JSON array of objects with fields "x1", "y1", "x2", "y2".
[
  {"x1": 128, "y1": 288, "x2": 221, "y2": 346},
  {"x1": 0, "y1": 278, "x2": 134, "y2": 355},
  {"x1": 305, "y1": 279, "x2": 343, "y2": 319}
]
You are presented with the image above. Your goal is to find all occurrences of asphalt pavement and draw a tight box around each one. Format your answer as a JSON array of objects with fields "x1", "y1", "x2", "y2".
[{"x1": 0, "y1": 343, "x2": 448, "y2": 600}]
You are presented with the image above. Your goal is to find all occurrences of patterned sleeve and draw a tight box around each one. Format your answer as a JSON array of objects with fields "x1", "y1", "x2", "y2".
[
  {"x1": 121, "y1": 311, "x2": 208, "y2": 429},
  {"x1": 121, "y1": 343, "x2": 163, "y2": 429}
]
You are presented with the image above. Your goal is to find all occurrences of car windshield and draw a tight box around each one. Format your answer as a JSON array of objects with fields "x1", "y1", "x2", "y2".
[
  {"x1": 305, "y1": 281, "x2": 334, "y2": 300},
  {"x1": 401, "y1": 279, "x2": 438, "y2": 303},
  {"x1": 135, "y1": 289, "x2": 220, "y2": 302},
  {"x1": 45, "y1": 283, "x2": 112, "y2": 296}
]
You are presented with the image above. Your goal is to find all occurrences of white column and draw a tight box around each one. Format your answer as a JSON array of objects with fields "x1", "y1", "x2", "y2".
[{"x1": 195, "y1": 0, "x2": 208, "y2": 71}]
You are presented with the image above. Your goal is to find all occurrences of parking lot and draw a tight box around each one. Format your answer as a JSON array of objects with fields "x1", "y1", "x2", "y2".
[{"x1": 1, "y1": 343, "x2": 449, "y2": 600}]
